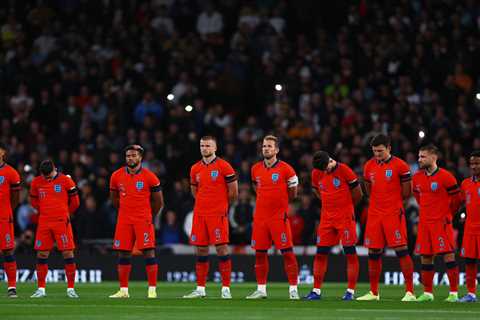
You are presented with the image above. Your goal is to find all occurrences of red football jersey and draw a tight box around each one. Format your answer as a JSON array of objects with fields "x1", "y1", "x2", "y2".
[
  {"x1": 363, "y1": 156, "x2": 411, "y2": 215},
  {"x1": 190, "y1": 157, "x2": 236, "y2": 216},
  {"x1": 462, "y1": 176, "x2": 480, "y2": 235},
  {"x1": 30, "y1": 173, "x2": 77, "y2": 222},
  {"x1": 413, "y1": 168, "x2": 459, "y2": 223},
  {"x1": 311, "y1": 162, "x2": 358, "y2": 221},
  {"x1": 0, "y1": 163, "x2": 21, "y2": 221},
  {"x1": 251, "y1": 160, "x2": 297, "y2": 220},
  {"x1": 110, "y1": 167, "x2": 161, "y2": 224}
]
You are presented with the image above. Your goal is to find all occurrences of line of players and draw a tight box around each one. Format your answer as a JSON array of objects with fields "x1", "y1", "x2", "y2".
[{"x1": 0, "y1": 134, "x2": 479, "y2": 302}]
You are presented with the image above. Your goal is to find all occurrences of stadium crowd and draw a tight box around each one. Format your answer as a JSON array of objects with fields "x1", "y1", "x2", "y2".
[{"x1": 1, "y1": 0, "x2": 479, "y2": 252}]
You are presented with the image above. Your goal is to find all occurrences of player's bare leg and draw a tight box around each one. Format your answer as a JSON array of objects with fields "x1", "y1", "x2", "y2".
[
  {"x1": 109, "y1": 251, "x2": 132, "y2": 298},
  {"x1": 31, "y1": 251, "x2": 50, "y2": 298},
  {"x1": 417, "y1": 255, "x2": 435, "y2": 301},
  {"x1": 183, "y1": 246, "x2": 209, "y2": 298},
  {"x1": 62, "y1": 250, "x2": 79, "y2": 298},
  {"x1": 443, "y1": 252, "x2": 459, "y2": 302},
  {"x1": 2, "y1": 249, "x2": 18, "y2": 298},
  {"x1": 216, "y1": 244, "x2": 232, "y2": 299},
  {"x1": 394, "y1": 246, "x2": 416, "y2": 301},
  {"x1": 143, "y1": 249, "x2": 158, "y2": 298}
]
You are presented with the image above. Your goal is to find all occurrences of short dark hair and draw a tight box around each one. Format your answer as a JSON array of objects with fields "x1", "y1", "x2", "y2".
[
  {"x1": 419, "y1": 144, "x2": 439, "y2": 155},
  {"x1": 471, "y1": 150, "x2": 480, "y2": 158},
  {"x1": 312, "y1": 151, "x2": 330, "y2": 170},
  {"x1": 123, "y1": 144, "x2": 145, "y2": 156},
  {"x1": 39, "y1": 159, "x2": 55, "y2": 176},
  {"x1": 370, "y1": 134, "x2": 391, "y2": 148},
  {"x1": 263, "y1": 135, "x2": 279, "y2": 148},
  {"x1": 200, "y1": 136, "x2": 217, "y2": 143}
]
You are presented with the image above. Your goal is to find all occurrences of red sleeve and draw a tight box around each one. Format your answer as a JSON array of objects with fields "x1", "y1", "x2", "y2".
[
  {"x1": 412, "y1": 174, "x2": 420, "y2": 204},
  {"x1": 222, "y1": 161, "x2": 237, "y2": 183},
  {"x1": 397, "y1": 159, "x2": 411, "y2": 182},
  {"x1": 109, "y1": 172, "x2": 118, "y2": 191},
  {"x1": 341, "y1": 164, "x2": 359, "y2": 188},
  {"x1": 311, "y1": 170, "x2": 318, "y2": 189},
  {"x1": 9, "y1": 168, "x2": 21, "y2": 191},
  {"x1": 284, "y1": 163, "x2": 296, "y2": 180},
  {"x1": 251, "y1": 165, "x2": 257, "y2": 185},
  {"x1": 363, "y1": 162, "x2": 371, "y2": 182},
  {"x1": 149, "y1": 171, "x2": 161, "y2": 192},
  {"x1": 29, "y1": 179, "x2": 39, "y2": 210},
  {"x1": 190, "y1": 165, "x2": 197, "y2": 186}
]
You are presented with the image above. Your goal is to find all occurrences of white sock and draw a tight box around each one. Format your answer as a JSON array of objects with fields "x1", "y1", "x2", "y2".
[
  {"x1": 8, "y1": 287, "x2": 16, "y2": 290},
  {"x1": 257, "y1": 284, "x2": 266, "y2": 293},
  {"x1": 222, "y1": 286, "x2": 230, "y2": 291},
  {"x1": 313, "y1": 288, "x2": 321, "y2": 295},
  {"x1": 289, "y1": 285, "x2": 298, "y2": 293},
  {"x1": 148, "y1": 286, "x2": 156, "y2": 291},
  {"x1": 196, "y1": 286, "x2": 206, "y2": 294},
  {"x1": 347, "y1": 288, "x2": 354, "y2": 294},
  {"x1": 120, "y1": 287, "x2": 128, "y2": 294},
  {"x1": 450, "y1": 291, "x2": 458, "y2": 295},
  {"x1": 38, "y1": 287, "x2": 46, "y2": 294},
  {"x1": 67, "y1": 288, "x2": 75, "y2": 292}
]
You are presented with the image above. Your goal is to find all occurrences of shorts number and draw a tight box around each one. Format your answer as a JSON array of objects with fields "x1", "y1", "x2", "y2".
[
  {"x1": 144, "y1": 232, "x2": 149, "y2": 243},
  {"x1": 438, "y1": 237, "x2": 445, "y2": 248},
  {"x1": 394, "y1": 230, "x2": 401, "y2": 240},
  {"x1": 60, "y1": 234, "x2": 68, "y2": 245}
]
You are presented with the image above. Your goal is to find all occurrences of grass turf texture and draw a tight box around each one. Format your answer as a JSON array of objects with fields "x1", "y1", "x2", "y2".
[{"x1": 1, "y1": 282, "x2": 480, "y2": 320}]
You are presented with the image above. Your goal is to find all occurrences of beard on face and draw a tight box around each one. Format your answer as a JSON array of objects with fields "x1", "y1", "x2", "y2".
[
  {"x1": 263, "y1": 154, "x2": 273, "y2": 160},
  {"x1": 202, "y1": 151, "x2": 213, "y2": 158},
  {"x1": 127, "y1": 160, "x2": 139, "y2": 168}
]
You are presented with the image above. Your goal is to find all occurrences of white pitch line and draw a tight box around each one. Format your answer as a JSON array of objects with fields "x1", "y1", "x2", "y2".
[{"x1": 336, "y1": 309, "x2": 480, "y2": 314}]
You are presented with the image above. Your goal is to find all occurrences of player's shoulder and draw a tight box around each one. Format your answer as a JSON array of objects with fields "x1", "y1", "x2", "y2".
[
  {"x1": 112, "y1": 167, "x2": 125, "y2": 176},
  {"x1": 191, "y1": 160, "x2": 202, "y2": 170},
  {"x1": 392, "y1": 156, "x2": 408, "y2": 166},
  {"x1": 338, "y1": 162, "x2": 353, "y2": 172},
  {"x1": 412, "y1": 170, "x2": 423, "y2": 179},
  {"x1": 279, "y1": 160, "x2": 294, "y2": 171},
  {"x1": 438, "y1": 167, "x2": 455, "y2": 179},
  {"x1": 461, "y1": 177, "x2": 472, "y2": 188},
  {"x1": 364, "y1": 158, "x2": 376, "y2": 168},
  {"x1": 31, "y1": 175, "x2": 42, "y2": 185},
  {"x1": 3, "y1": 163, "x2": 17, "y2": 173},
  {"x1": 141, "y1": 167, "x2": 158, "y2": 178},
  {"x1": 251, "y1": 161, "x2": 263, "y2": 171}
]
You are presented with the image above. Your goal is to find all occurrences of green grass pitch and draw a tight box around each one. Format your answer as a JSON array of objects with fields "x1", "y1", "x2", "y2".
[{"x1": 1, "y1": 282, "x2": 480, "y2": 320}]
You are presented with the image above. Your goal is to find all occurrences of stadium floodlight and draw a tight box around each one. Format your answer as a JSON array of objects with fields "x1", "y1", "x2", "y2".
[
  {"x1": 275, "y1": 84, "x2": 283, "y2": 92},
  {"x1": 461, "y1": 212, "x2": 466, "y2": 219},
  {"x1": 167, "y1": 94, "x2": 175, "y2": 101},
  {"x1": 418, "y1": 130, "x2": 425, "y2": 138},
  {"x1": 476, "y1": 93, "x2": 480, "y2": 100},
  {"x1": 185, "y1": 105, "x2": 193, "y2": 112}
]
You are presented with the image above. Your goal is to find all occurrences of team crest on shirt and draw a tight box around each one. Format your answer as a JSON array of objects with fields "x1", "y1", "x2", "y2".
[
  {"x1": 316, "y1": 236, "x2": 321, "y2": 244},
  {"x1": 36, "y1": 240, "x2": 42, "y2": 247},
  {"x1": 272, "y1": 173, "x2": 280, "y2": 183},
  {"x1": 136, "y1": 181, "x2": 144, "y2": 191},
  {"x1": 430, "y1": 182, "x2": 438, "y2": 191},
  {"x1": 54, "y1": 184, "x2": 62, "y2": 193},
  {"x1": 385, "y1": 169, "x2": 393, "y2": 180},
  {"x1": 114, "y1": 240, "x2": 120, "y2": 247},
  {"x1": 211, "y1": 170, "x2": 219, "y2": 181},
  {"x1": 5, "y1": 233, "x2": 11, "y2": 244},
  {"x1": 332, "y1": 178, "x2": 341, "y2": 188},
  {"x1": 191, "y1": 234, "x2": 197, "y2": 242},
  {"x1": 0, "y1": 176, "x2": 4, "y2": 185}
]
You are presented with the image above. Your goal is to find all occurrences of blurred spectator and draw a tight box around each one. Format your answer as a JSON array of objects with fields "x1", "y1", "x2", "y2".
[{"x1": 159, "y1": 210, "x2": 183, "y2": 244}]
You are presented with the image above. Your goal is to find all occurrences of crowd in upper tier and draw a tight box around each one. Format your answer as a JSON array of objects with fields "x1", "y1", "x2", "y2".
[{"x1": 1, "y1": 0, "x2": 479, "y2": 251}]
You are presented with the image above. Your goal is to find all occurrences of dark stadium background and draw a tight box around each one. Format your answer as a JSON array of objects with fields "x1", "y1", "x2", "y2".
[{"x1": 1, "y1": 0, "x2": 479, "y2": 282}]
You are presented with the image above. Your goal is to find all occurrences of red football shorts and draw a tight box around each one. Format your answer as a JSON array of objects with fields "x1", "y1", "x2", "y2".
[
  {"x1": 0, "y1": 221, "x2": 15, "y2": 250},
  {"x1": 415, "y1": 221, "x2": 455, "y2": 255},
  {"x1": 461, "y1": 233, "x2": 480, "y2": 259},
  {"x1": 113, "y1": 222, "x2": 156, "y2": 251},
  {"x1": 251, "y1": 218, "x2": 293, "y2": 251},
  {"x1": 34, "y1": 220, "x2": 75, "y2": 251},
  {"x1": 190, "y1": 215, "x2": 229, "y2": 246},
  {"x1": 317, "y1": 217, "x2": 357, "y2": 247},
  {"x1": 364, "y1": 210, "x2": 408, "y2": 249}
]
